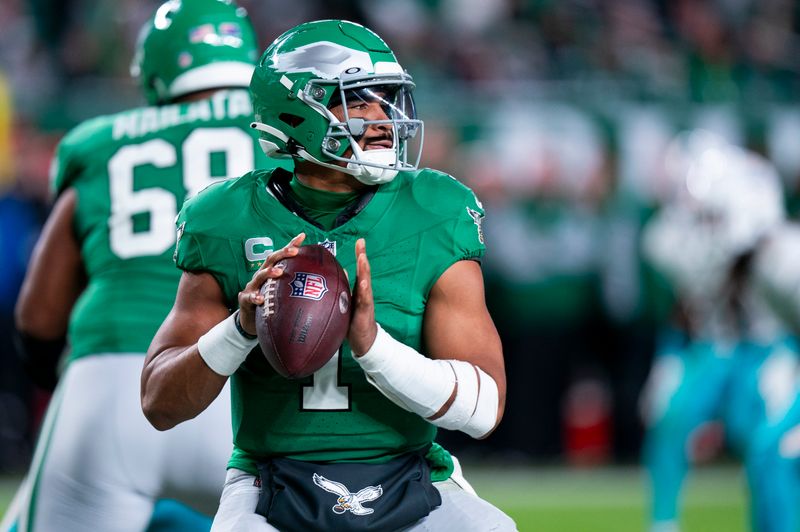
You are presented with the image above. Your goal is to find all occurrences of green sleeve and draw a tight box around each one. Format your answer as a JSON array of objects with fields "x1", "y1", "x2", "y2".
[
  {"x1": 422, "y1": 185, "x2": 487, "y2": 297},
  {"x1": 50, "y1": 136, "x2": 80, "y2": 198},
  {"x1": 49, "y1": 116, "x2": 108, "y2": 197},
  {"x1": 452, "y1": 188, "x2": 486, "y2": 261},
  {"x1": 174, "y1": 204, "x2": 240, "y2": 306},
  {"x1": 173, "y1": 221, "x2": 204, "y2": 272}
]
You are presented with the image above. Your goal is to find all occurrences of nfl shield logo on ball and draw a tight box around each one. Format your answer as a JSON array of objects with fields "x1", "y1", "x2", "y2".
[{"x1": 290, "y1": 272, "x2": 328, "y2": 300}]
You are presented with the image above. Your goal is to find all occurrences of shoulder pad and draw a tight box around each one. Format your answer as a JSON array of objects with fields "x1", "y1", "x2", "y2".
[{"x1": 50, "y1": 113, "x2": 117, "y2": 196}]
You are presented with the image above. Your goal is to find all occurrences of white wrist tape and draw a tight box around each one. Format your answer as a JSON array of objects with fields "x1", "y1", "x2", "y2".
[
  {"x1": 356, "y1": 324, "x2": 499, "y2": 438},
  {"x1": 197, "y1": 313, "x2": 258, "y2": 376}
]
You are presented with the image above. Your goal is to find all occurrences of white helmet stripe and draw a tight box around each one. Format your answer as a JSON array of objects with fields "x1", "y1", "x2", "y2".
[{"x1": 169, "y1": 61, "x2": 254, "y2": 98}]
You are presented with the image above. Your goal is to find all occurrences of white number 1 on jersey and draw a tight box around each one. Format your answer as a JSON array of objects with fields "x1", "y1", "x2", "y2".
[{"x1": 301, "y1": 349, "x2": 350, "y2": 411}]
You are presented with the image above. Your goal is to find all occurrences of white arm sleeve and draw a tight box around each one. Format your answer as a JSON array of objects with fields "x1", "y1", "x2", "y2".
[{"x1": 354, "y1": 324, "x2": 499, "y2": 438}]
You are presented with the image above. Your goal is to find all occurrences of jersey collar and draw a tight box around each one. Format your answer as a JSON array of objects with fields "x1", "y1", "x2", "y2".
[{"x1": 254, "y1": 167, "x2": 399, "y2": 239}]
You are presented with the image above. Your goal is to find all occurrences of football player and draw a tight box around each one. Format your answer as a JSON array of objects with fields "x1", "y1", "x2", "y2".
[
  {"x1": 6, "y1": 0, "x2": 288, "y2": 530},
  {"x1": 141, "y1": 19, "x2": 517, "y2": 531},
  {"x1": 639, "y1": 131, "x2": 798, "y2": 532},
  {"x1": 745, "y1": 225, "x2": 800, "y2": 532}
]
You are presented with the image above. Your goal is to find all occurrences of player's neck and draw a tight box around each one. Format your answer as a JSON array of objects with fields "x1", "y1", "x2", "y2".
[{"x1": 294, "y1": 161, "x2": 368, "y2": 194}]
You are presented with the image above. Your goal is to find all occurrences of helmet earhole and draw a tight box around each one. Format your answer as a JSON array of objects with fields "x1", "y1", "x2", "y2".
[{"x1": 278, "y1": 113, "x2": 305, "y2": 128}]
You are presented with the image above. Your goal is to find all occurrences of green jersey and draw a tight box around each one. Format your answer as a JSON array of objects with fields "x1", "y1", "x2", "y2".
[
  {"x1": 175, "y1": 167, "x2": 486, "y2": 473},
  {"x1": 51, "y1": 89, "x2": 289, "y2": 362}
]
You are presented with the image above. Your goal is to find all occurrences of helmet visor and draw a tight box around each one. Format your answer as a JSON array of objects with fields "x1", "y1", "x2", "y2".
[
  {"x1": 329, "y1": 85, "x2": 418, "y2": 138},
  {"x1": 319, "y1": 76, "x2": 423, "y2": 172}
]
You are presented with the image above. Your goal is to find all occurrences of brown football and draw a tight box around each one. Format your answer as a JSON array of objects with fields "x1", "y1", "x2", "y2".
[{"x1": 255, "y1": 244, "x2": 351, "y2": 379}]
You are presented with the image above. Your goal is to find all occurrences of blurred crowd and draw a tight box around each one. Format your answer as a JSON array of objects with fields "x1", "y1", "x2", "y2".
[{"x1": 2, "y1": 0, "x2": 800, "y2": 472}]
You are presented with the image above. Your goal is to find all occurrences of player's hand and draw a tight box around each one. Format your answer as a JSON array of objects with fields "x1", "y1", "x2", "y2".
[
  {"x1": 237, "y1": 233, "x2": 306, "y2": 336},
  {"x1": 349, "y1": 238, "x2": 378, "y2": 357}
]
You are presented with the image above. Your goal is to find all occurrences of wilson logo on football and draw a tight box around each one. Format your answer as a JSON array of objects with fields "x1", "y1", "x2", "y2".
[{"x1": 289, "y1": 272, "x2": 328, "y2": 300}]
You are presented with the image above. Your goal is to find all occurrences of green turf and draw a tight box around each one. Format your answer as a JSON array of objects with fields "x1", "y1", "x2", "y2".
[
  {"x1": 465, "y1": 465, "x2": 746, "y2": 532},
  {"x1": 0, "y1": 476, "x2": 22, "y2": 524},
  {"x1": 0, "y1": 466, "x2": 747, "y2": 531}
]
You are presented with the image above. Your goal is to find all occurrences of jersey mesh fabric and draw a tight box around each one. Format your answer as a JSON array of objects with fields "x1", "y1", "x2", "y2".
[{"x1": 175, "y1": 167, "x2": 485, "y2": 471}]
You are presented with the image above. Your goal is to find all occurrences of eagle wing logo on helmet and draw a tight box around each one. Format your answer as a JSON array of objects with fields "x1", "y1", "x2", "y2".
[
  {"x1": 312, "y1": 473, "x2": 383, "y2": 516},
  {"x1": 273, "y1": 42, "x2": 374, "y2": 79}
]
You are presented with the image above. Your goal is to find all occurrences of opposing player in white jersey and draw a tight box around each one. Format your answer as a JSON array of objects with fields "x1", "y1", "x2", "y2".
[
  {"x1": 640, "y1": 131, "x2": 798, "y2": 532},
  {"x1": 2, "y1": 1, "x2": 288, "y2": 530},
  {"x1": 746, "y1": 225, "x2": 800, "y2": 532}
]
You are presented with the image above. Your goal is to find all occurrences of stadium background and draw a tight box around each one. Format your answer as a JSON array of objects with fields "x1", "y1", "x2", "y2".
[{"x1": 1, "y1": 0, "x2": 798, "y2": 529}]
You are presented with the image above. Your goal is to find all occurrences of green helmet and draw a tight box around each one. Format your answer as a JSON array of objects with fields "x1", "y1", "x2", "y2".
[
  {"x1": 131, "y1": 0, "x2": 258, "y2": 105},
  {"x1": 250, "y1": 20, "x2": 423, "y2": 185}
]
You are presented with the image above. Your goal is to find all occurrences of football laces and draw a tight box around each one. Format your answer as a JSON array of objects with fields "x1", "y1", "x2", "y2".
[{"x1": 262, "y1": 278, "x2": 278, "y2": 316}]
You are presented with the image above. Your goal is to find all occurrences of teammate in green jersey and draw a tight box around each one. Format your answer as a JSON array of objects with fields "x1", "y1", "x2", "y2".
[
  {"x1": 6, "y1": 1, "x2": 288, "y2": 531},
  {"x1": 142, "y1": 19, "x2": 516, "y2": 531}
]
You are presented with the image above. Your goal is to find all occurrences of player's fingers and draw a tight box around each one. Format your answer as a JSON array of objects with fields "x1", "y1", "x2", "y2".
[
  {"x1": 266, "y1": 245, "x2": 299, "y2": 267},
  {"x1": 249, "y1": 261, "x2": 285, "y2": 289},
  {"x1": 256, "y1": 233, "x2": 305, "y2": 272},
  {"x1": 353, "y1": 239, "x2": 365, "y2": 292},
  {"x1": 349, "y1": 240, "x2": 377, "y2": 355},
  {"x1": 353, "y1": 240, "x2": 373, "y2": 310},
  {"x1": 236, "y1": 289, "x2": 263, "y2": 335},
  {"x1": 362, "y1": 243, "x2": 372, "y2": 288},
  {"x1": 358, "y1": 252, "x2": 373, "y2": 306},
  {"x1": 249, "y1": 233, "x2": 305, "y2": 289},
  {"x1": 238, "y1": 288, "x2": 265, "y2": 309},
  {"x1": 243, "y1": 233, "x2": 306, "y2": 308}
]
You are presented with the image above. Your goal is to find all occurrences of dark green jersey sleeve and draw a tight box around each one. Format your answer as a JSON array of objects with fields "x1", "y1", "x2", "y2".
[
  {"x1": 453, "y1": 185, "x2": 486, "y2": 261},
  {"x1": 174, "y1": 173, "x2": 278, "y2": 307},
  {"x1": 174, "y1": 179, "x2": 241, "y2": 305},
  {"x1": 50, "y1": 116, "x2": 109, "y2": 198},
  {"x1": 408, "y1": 169, "x2": 487, "y2": 295}
]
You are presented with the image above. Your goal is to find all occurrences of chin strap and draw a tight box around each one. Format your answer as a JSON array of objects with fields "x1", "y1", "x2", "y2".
[
  {"x1": 347, "y1": 144, "x2": 398, "y2": 185},
  {"x1": 294, "y1": 146, "x2": 399, "y2": 186},
  {"x1": 252, "y1": 119, "x2": 405, "y2": 185}
]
